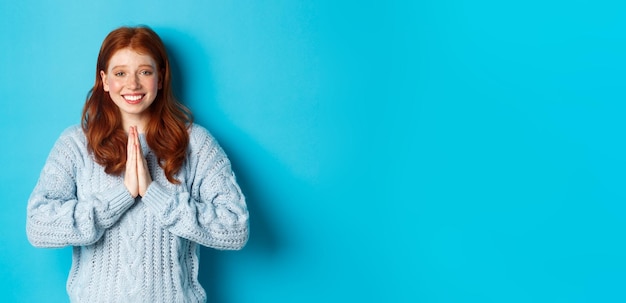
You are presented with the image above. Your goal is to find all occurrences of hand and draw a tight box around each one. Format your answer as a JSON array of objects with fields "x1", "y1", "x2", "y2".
[{"x1": 124, "y1": 126, "x2": 152, "y2": 198}]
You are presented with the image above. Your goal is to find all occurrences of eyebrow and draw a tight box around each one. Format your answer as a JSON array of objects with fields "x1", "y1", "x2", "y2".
[{"x1": 110, "y1": 64, "x2": 155, "y2": 70}]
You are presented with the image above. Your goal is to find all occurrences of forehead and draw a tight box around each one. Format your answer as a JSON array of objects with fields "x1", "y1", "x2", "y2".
[{"x1": 107, "y1": 48, "x2": 157, "y2": 69}]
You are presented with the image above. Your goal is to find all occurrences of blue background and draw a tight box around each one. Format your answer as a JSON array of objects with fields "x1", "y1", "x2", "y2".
[{"x1": 1, "y1": 0, "x2": 625, "y2": 302}]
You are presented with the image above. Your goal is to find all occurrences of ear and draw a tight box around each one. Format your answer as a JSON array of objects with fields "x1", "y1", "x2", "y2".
[{"x1": 100, "y1": 70, "x2": 109, "y2": 92}]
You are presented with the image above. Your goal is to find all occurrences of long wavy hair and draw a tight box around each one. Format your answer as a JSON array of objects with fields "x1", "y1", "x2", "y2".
[{"x1": 82, "y1": 26, "x2": 192, "y2": 184}]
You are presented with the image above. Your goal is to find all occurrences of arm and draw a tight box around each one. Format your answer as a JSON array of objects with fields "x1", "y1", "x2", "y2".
[
  {"x1": 142, "y1": 129, "x2": 249, "y2": 250},
  {"x1": 26, "y1": 129, "x2": 136, "y2": 248}
]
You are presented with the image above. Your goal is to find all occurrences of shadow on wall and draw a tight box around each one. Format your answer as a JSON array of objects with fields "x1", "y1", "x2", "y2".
[{"x1": 160, "y1": 27, "x2": 286, "y2": 302}]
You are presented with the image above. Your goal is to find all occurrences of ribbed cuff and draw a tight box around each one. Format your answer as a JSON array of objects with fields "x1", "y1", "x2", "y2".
[
  {"x1": 99, "y1": 183, "x2": 135, "y2": 215},
  {"x1": 143, "y1": 182, "x2": 172, "y2": 215}
]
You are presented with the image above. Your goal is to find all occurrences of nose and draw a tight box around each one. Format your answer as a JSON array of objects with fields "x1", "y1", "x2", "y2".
[{"x1": 126, "y1": 74, "x2": 141, "y2": 89}]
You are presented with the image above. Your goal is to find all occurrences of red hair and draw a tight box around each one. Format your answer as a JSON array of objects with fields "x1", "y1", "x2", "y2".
[{"x1": 82, "y1": 26, "x2": 192, "y2": 184}]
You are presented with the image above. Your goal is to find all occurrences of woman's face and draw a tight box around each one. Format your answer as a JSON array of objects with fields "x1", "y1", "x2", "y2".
[{"x1": 100, "y1": 48, "x2": 162, "y2": 125}]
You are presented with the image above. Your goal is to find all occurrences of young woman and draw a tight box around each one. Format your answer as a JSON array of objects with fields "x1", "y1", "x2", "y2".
[{"x1": 26, "y1": 26, "x2": 249, "y2": 303}]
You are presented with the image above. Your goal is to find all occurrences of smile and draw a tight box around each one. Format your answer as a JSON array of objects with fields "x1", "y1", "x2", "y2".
[{"x1": 123, "y1": 94, "x2": 144, "y2": 104}]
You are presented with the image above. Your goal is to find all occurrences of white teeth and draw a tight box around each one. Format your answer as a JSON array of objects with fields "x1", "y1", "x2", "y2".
[{"x1": 124, "y1": 95, "x2": 143, "y2": 101}]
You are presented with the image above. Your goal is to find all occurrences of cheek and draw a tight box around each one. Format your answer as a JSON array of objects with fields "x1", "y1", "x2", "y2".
[
  {"x1": 106, "y1": 79, "x2": 122, "y2": 92},
  {"x1": 148, "y1": 78, "x2": 160, "y2": 91}
]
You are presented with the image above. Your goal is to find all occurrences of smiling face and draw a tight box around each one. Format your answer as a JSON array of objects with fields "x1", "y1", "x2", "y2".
[{"x1": 100, "y1": 47, "x2": 162, "y2": 130}]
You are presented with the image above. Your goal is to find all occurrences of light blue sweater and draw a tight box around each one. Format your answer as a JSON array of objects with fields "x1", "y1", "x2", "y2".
[{"x1": 27, "y1": 124, "x2": 249, "y2": 303}]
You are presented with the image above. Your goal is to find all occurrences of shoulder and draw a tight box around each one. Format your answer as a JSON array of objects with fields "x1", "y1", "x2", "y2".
[
  {"x1": 55, "y1": 125, "x2": 87, "y2": 147},
  {"x1": 188, "y1": 123, "x2": 219, "y2": 149},
  {"x1": 186, "y1": 123, "x2": 230, "y2": 163},
  {"x1": 59, "y1": 124, "x2": 84, "y2": 139},
  {"x1": 51, "y1": 124, "x2": 88, "y2": 156},
  {"x1": 43, "y1": 125, "x2": 88, "y2": 168}
]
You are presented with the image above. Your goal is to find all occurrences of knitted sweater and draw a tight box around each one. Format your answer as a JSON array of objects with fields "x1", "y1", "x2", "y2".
[{"x1": 26, "y1": 124, "x2": 249, "y2": 303}]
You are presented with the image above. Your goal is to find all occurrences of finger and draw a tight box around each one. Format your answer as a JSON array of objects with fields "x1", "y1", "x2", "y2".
[
  {"x1": 137, "y1": 158, "x2": 151, "y2": 197},
  {"x1": 124, "y1": 126, "x2": 139, "y2": 197},
  {"x1": 134, "y1": 126, "x2": 142, "y2": 153},
  {"x1": 127, "y1": 127, "x2": 136, "y2": 170},
  {"x1": 135, "y1": 128, "x2": 152, "y2": 196},
  {"x1": 127, "y1": 126, "x2": 135, "y2": 163}
]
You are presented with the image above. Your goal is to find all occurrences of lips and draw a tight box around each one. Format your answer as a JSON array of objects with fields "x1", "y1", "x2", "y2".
[{"x1": 123, "y1": 94, "x2": 144, "y2": 104}]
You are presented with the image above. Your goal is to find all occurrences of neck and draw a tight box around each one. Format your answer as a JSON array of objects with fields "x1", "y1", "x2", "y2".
[{"x1": 121, "y1": 114, "x2": 150, "y2": 134}]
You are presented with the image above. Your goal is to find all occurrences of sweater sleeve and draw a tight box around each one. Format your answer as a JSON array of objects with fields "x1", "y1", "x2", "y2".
[
  {"x1": 141, "y1": 127, "x2": 249, "y2": 250},
  {"x1": 26, "y1": 128, "x2": 136, "y2": 248}
]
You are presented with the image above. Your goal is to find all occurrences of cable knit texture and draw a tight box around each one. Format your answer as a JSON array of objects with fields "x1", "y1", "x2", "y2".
[{"x1": 27, "y1": 124, "x2": 249, "y2": 303}]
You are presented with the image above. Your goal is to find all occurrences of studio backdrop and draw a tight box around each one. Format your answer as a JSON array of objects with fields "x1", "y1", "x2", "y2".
[{"x1": 1, "y1": 0, "x2": 625, "y2": 302}]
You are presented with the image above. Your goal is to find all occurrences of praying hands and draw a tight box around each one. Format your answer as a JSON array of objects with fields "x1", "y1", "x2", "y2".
[{"x1": 124, "y1": 126, "x2": 152, "y2": 198}]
